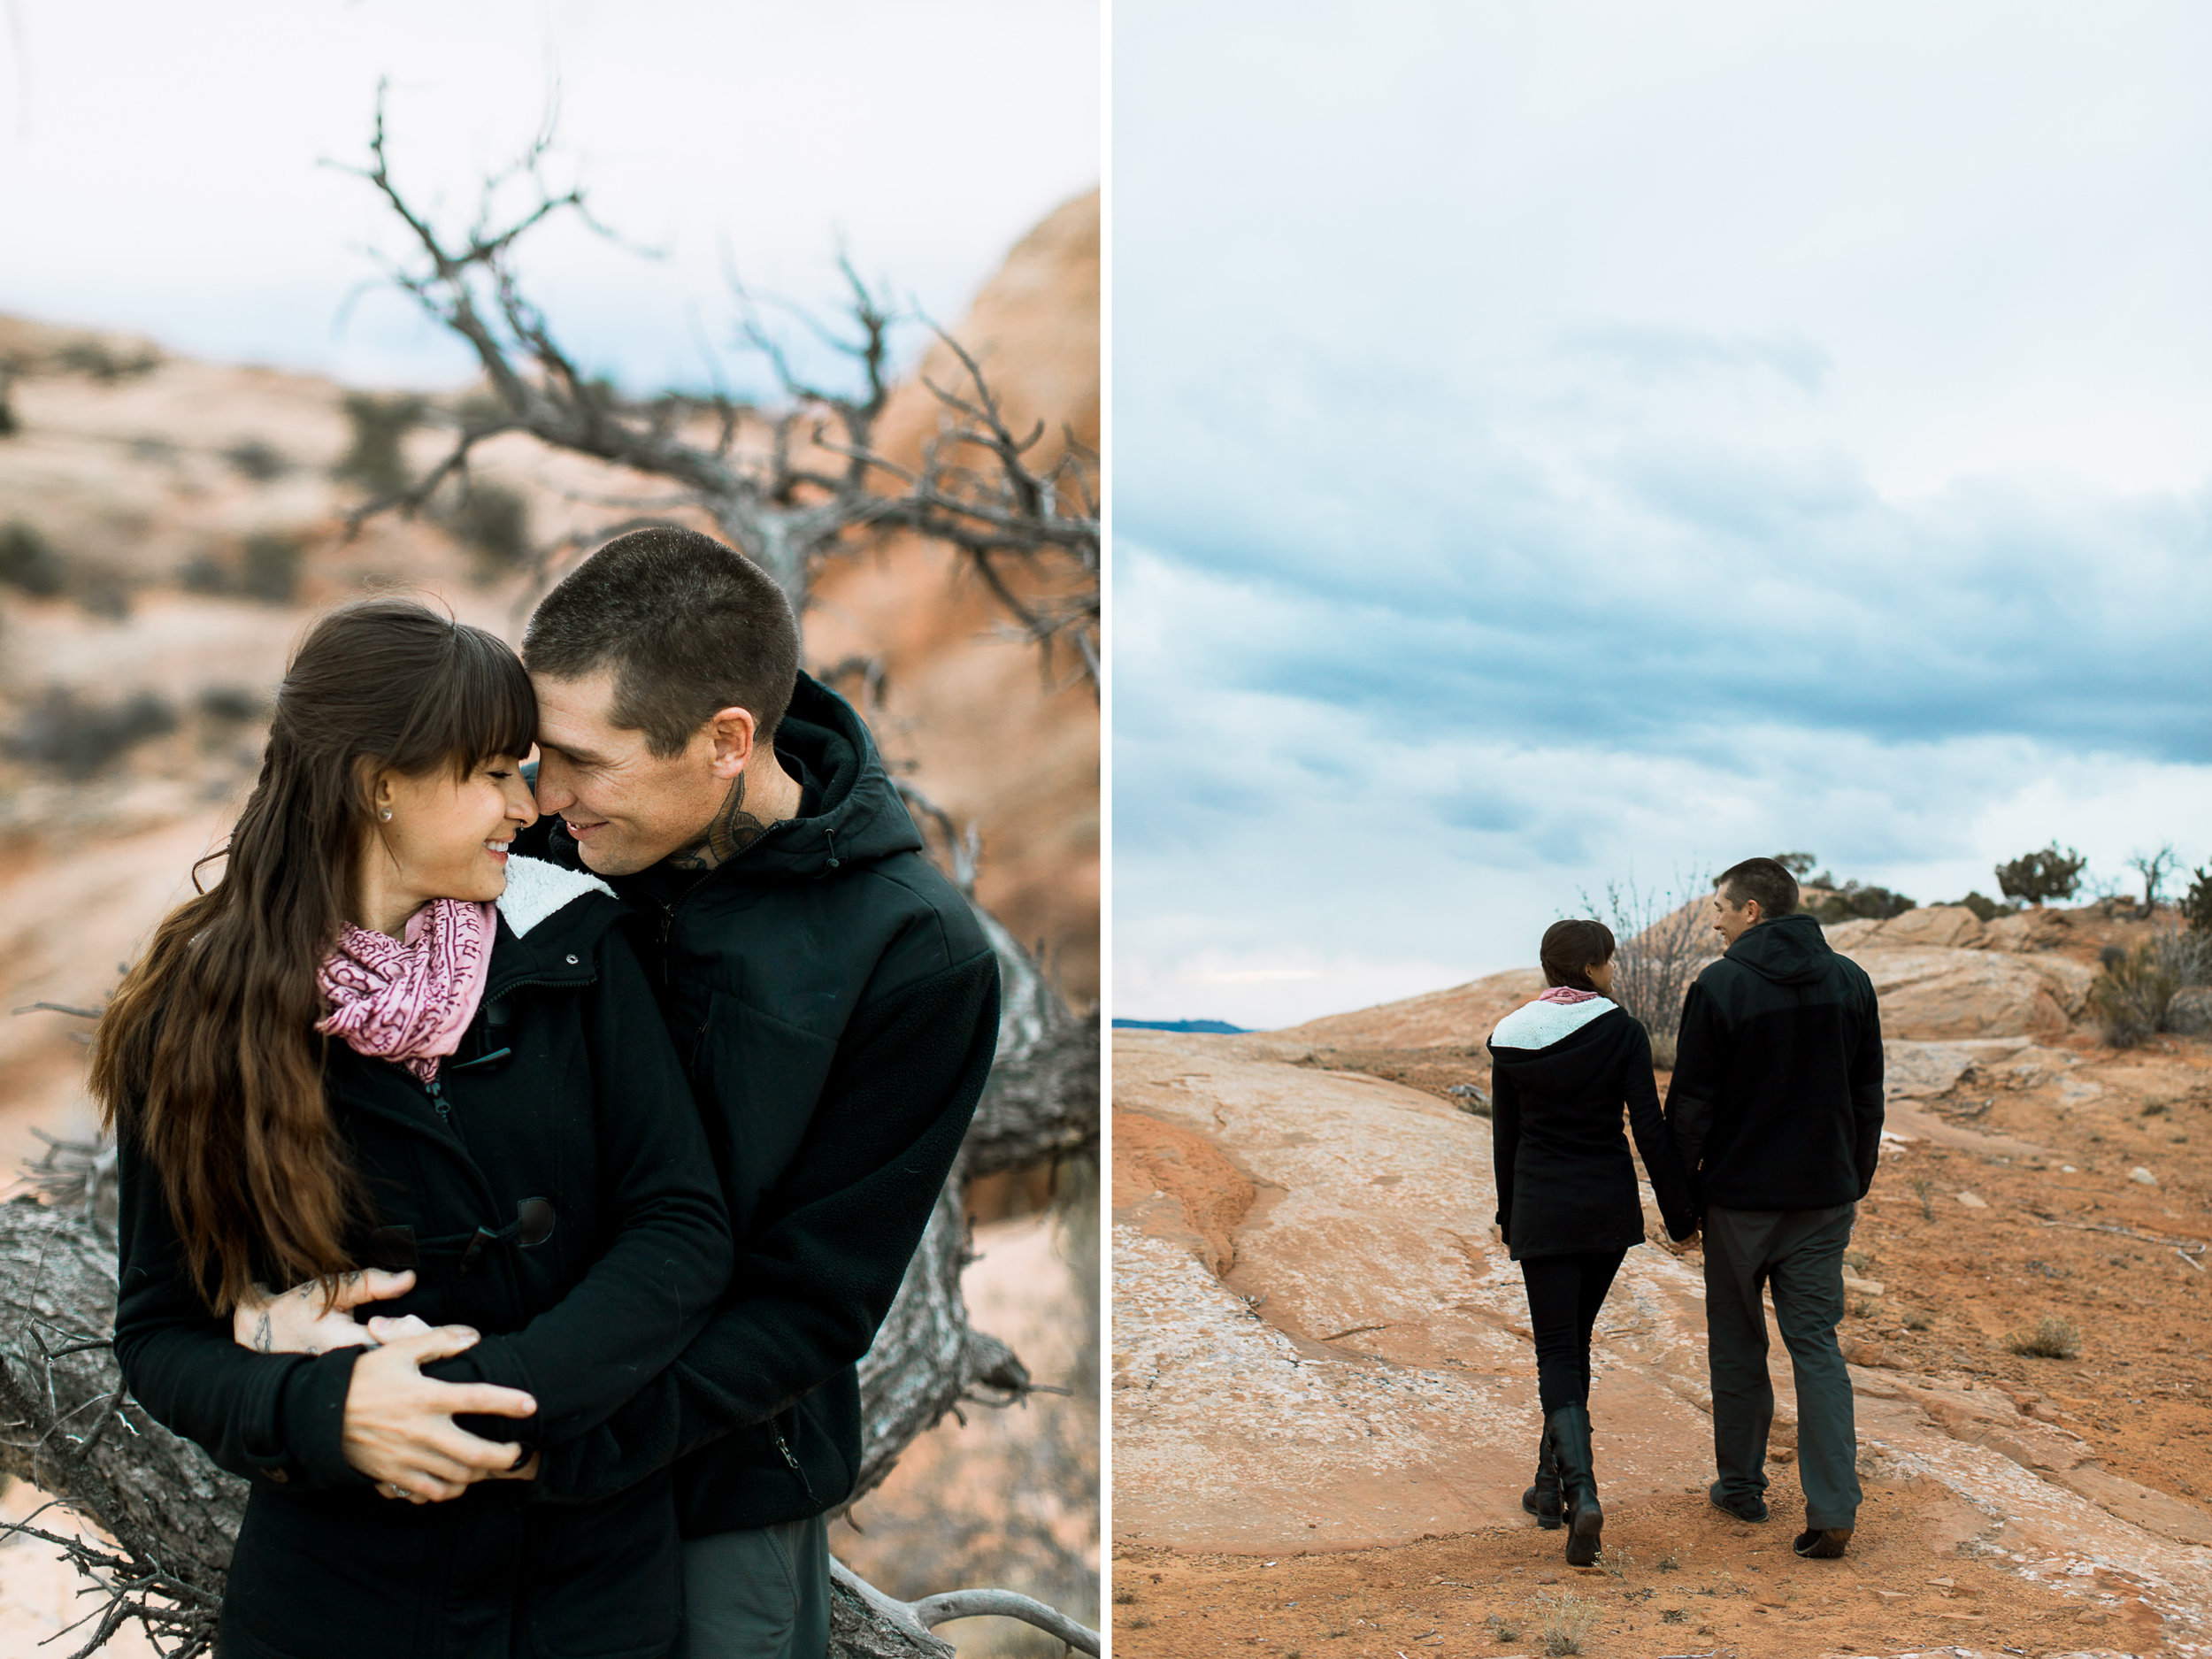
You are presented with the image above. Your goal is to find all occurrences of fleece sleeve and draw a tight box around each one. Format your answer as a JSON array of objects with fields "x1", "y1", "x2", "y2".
[
  {"x1": 1663, "y1": 980, "x2": 1723, "y2": 1208},
  {"x1": 531, "y1": 946, "x2": 1000, "y2": 1505},
  {"x1": 1487, "y1": 1052, "x2": 1520, "y2": 1240},
  {"x1": 1848, "y1": 979, "x2": 1886, "y2": 1199},
  {"x1": 422, "y1": 927, "x2": 733, "y2": 1450},
  {"x1": 1621, "y1": 1023, "x2": 1699, "y2": 1240},
  {"x1": 112, "y1": 1132, "x2": 371, "y2": 1494}
]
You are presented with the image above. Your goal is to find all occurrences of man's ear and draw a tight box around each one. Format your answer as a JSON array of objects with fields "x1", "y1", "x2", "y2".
[{"x1": 703, "y1": 707, "x2": 758, "y2": 780}]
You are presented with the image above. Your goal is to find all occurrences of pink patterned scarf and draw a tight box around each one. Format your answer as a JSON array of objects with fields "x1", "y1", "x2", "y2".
[
  {"x1": 1538, "y1": 986, "x2": 1601, "y2": 1005},
  {"x1": 316, "y1": 899, "x2": 496, "y2": 1082}
]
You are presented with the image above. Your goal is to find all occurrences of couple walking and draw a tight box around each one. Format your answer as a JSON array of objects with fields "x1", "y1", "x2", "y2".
[
  {"x1": 1488, "y1": 857, "x2": 1886, "y2": 1567},
  {"x1": 97, "y1": 527, "x2": 999, "y2": 1658}
]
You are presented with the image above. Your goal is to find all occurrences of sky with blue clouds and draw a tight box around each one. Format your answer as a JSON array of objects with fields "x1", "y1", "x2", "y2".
[
  {"x1": 0, "y1": 0, "x2": 1096, "y2": 391},
  {"x1": 1114, "y1": 0, "x2": 2212, "y2": 1030}
]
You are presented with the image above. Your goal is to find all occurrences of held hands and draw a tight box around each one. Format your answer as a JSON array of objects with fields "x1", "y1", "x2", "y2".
[
  {"x1": 340, "y1": 1325, "x2": 538, "y2": 1504},
  {"x1": 233, "y1": 1269, "x2": 418, "y2": 1356}
]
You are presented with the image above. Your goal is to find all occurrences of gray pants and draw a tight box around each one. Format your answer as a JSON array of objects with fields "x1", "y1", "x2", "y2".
[
  {"x1": 680, "y1": 1515, "x2": 830, "y2": 1659},
  {"x1": 1702, "y1": 1202, "x2": 1863, "y2": 1531}
]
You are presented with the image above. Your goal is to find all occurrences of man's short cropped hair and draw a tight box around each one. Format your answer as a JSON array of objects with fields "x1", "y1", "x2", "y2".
[
  {"x1": 523, "y1": 526, "x2": 802, "y2": 758},
  {"x1": 1540, "y1": 918, "x2": 1617, "y2": 993},
  {"x1": 1716, "y1": 856, "x2": 1801, "y2": 919}
]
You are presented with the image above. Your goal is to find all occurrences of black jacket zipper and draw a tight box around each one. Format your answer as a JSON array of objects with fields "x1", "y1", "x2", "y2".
[{"x1": 772, "y1": 1412, "x2": 817, "y2": 1503}]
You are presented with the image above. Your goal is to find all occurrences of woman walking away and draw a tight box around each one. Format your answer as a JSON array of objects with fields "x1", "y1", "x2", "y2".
[
  {"x1": 1488, "y1": 919, "x2": 1697, "y2": 1566},
  {"x1": 94, "y1": 599, "x2": 732, "y2": 1659}
]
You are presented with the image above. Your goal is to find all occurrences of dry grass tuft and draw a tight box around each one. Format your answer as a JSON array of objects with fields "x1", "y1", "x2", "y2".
[
  {"x1": 2006, "y1": 1314, "x2": 2082, "y2": 1359},
  {"x1": 1538, "y1": 1591, "x2": 1600, "y2": 1656}
]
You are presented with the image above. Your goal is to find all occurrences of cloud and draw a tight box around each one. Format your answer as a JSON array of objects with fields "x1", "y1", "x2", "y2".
[
  {"x1": 0, "y1": 0, "x2": 1099, "y2": 388},
  {"x1": 1112, "y1": 2, "x2": 2212, "y2": 1025}
]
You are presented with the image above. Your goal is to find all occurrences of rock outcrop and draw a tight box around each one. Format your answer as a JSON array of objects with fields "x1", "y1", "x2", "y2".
[
  {"x1": 1838, "y1": 946, "x2": 2095, "y2": 1041},
  {"x1": 1270, "y1": 969, "x2": 1546, "y2": 1050}
]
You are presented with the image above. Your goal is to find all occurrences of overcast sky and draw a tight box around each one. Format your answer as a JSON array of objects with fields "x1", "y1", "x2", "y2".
[
  {"x1": 0, "y1": 0, "x2": 1097, "y2": 390},
  {"x1": 1114, "y1": 0, "x2": 2212, "y2": 1029}
]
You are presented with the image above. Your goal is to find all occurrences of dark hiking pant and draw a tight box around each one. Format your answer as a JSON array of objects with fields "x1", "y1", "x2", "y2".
[
  {"x1": 1520, "y1": 1248, "x2": 1629, "y2": 1417},
  {"x1": 1702, "y1": 1202, "x2": 1863, "y2": 1531},
  {"x1": 680, "y1": 1514, "x2": 830, "y2": 1659}
]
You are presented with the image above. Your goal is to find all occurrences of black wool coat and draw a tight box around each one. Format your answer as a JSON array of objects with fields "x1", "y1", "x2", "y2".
[
  {"x1": 1665, "y1": 912, "x2": 1886, "y2": 1212},
  {"x1": 515, "y1": 673, "x2": 1001, "y2": 1539},
  {"x1": 1488, "y1": 1002, "x2": 1697, "y2": 1261},
  {"x1": 114, "y1": 869, "x2": 733, "y2": 1659}
]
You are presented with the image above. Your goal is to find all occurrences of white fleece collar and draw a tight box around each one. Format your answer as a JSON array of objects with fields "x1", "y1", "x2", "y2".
[
  {"x1": 495, "y1": 855, "x2": 615, "y2": 940},
  {"x1": 1490, "y1": 995, "x2": 1618, "y2": 1051}
]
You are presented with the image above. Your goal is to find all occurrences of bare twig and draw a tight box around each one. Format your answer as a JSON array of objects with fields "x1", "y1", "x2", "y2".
[{"x1": 339, "y1": 88, "x2": 1096, "y2": 682}]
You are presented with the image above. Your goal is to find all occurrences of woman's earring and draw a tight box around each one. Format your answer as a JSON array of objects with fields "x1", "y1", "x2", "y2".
[{"x1": 379, "y1": 808, "x2": 393, "y2": 821}]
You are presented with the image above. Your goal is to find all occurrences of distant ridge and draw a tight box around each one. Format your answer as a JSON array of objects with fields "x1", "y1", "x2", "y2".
[{"x1": 1113, "y1": 1018, "x2": 1248, "y2": 1034}]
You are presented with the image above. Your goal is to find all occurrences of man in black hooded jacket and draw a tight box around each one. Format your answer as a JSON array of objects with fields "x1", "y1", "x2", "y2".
[
  {"x1": 1666, "y1": 856, "x2": 1883, "y2": 1563},
  {"x1": 496, "y1": 527, "x2": 1002, "y2": 1658}
]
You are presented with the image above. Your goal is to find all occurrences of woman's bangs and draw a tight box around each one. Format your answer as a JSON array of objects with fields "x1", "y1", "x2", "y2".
[{"x1": 415, "y1": 627, "x2": 538, "y2": 775}]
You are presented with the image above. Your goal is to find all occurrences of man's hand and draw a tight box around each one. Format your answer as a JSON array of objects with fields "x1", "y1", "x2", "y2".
[
  {"x1": 1665, "y1": 1228, "x2": 1701, "y2": 1257},
  {"x1": 341, "y1": 1325, "x2": 537, "y2": 1504},
  {"x1": 234, "y1": 1269, "x2": 417, "y2": 1356}
]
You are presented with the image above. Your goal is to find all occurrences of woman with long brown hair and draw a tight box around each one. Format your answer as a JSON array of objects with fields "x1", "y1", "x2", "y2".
[{"x1": 96, "y1": 598, "x2": 732, "y2": 1658}]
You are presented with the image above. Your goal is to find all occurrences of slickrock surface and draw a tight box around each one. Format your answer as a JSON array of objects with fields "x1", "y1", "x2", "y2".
[{"x1": 1113, "y1": 1018, "x2": 2212, "y2": 1658}]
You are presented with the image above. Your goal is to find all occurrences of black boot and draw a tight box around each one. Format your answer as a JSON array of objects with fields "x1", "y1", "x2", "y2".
[
  {"x1": 1520, "y1": 1431, "x2": 1563, "y2": 1530},
  {"x1": 1545, "y1": 1403, "x2": 1603, "y2": 1567}
]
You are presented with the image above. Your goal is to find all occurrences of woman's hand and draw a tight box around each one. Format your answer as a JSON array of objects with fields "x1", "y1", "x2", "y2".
[
  {"x1": 340, "y1": 1325, "x2": 538, "y2": 1504},
  {"x1": 234, "y1": 1270, "x2": 417, "y2": 1356}
]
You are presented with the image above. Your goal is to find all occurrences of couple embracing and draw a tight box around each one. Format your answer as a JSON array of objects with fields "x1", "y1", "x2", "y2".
[
  {"x1": 96, "y1": 527, "x2": 1001, "y2": 1659},
  {"x1": 1487, "y1": 857, "x2": 1886, "y2": 1568}
]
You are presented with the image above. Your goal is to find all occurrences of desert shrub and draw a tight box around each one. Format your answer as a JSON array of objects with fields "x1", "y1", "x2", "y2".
[
  {"x1": 1813, "y1": 880, "x2": 1916, "y2": 923},
  {"x1": 224, "y1": 439, "x2": 291, "y2": 482},
  {"x1": 1774, "y1": 851, "x2": 1817, "y2": 877},
  {"x1": 2005, "y1": 1316, "x2": 2081, "y2": 1359},
  {"x1": 0, "y1": 521, "x2": 64, "y2": 597},
  {"x1": 239, "y1": 533, "x2": 303, "y2": 603},
  {"x1": 196, "y1": 685, "x2": 264, "y2": 724},
  {"x1": 2149, "y1": 926, "x2": 2212, "y2": 994},
  {"x1": 1581, "y1": 872, "x2": 1711, "y2": 1045},
  {"x1": 56, "y1": 338, "x2": 160, "y2": 382},
  {"x1": 334, "y1": 392, "x2": 426, "y2": 493},
  {"x1": 10, "y1": 687, "x2": 178, "y2": 778},
  {"x1": 2090, "y1": 943, "x2": 2175, "y2": 1048},
  {"x1": 443, "y1": 480, "x2": 532, "y2": 577},
  {"x1": 1537, "y1": 1592, "x2": 1599, "y2": 1656},
  {"x1": 1997, "y1": 843, "x2": 2086, "y2": 905},
  {"x1": 1951, "y1": 890, "x2": 2016, "y2": 922},
  {"x1": 2183, "y1": 866, "x2": 2212, "y2": 935},
  {"x1": 183, "y1": 534, "x2": 306, "y2": 603}
]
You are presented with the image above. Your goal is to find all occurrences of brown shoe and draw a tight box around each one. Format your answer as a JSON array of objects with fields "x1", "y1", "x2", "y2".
[{"x1": 1792, "y1": 1526, "x2": 1852, "y2": 1559}]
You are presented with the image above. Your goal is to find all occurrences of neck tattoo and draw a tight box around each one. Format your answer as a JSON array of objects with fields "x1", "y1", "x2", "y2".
[{"x1": 670, "y1": 770, "x2": 772, "y2": 871}]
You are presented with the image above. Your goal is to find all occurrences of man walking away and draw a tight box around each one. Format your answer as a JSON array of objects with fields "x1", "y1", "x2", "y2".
[{"x1": 1666, "y1": 856, "x2": 1883, "y2": 1561}]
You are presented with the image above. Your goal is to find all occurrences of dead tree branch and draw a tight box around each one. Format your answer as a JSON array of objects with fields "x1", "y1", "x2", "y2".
[{"x1": 340, "y1": 85, "x2": 1097, "y2": 687}]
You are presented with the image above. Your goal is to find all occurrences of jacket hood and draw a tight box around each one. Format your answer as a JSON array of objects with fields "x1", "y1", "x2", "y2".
[
  {"x1": 733, "y1": 672, "x2": 923, "y2": 880},
  {"x1": 1487, "y1": 1003, "x2": 1636, "y2": 1091},
  {"x1": 1724, "y1": 910, "x2": 1834, "y2": 986}
]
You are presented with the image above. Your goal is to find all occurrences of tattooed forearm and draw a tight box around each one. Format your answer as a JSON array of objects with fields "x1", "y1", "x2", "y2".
[{"x1": 670, "y1": 769, "x2": 772, "y2": 870}]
